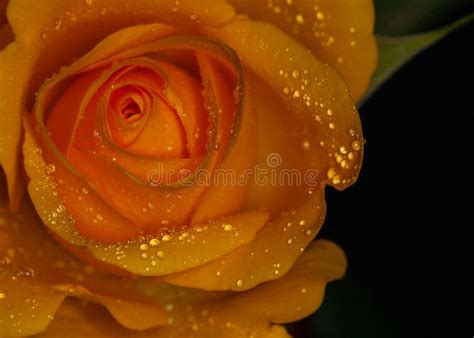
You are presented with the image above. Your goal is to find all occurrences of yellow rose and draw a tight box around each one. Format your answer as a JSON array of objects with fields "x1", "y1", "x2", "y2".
[{"x1": 0, "y1": 0, "x2": 376, "y2": 336}]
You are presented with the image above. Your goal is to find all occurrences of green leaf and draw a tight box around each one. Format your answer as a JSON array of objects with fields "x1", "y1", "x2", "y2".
[
  {"x1": 362, "y1": 14, "x2": 473, "y2": 104},
  {"x1": 374, "y1": 0, "x2": 473, "y2": 35}
]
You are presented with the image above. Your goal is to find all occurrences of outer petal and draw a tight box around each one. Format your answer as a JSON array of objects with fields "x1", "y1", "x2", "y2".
[
  {"x1": 210, "y1": 20, "x2": 364, "y2": 191},
  {"x1": 25, "y1": 121, "x2": 269, "y2": 276},
  {"x1": 228, "y1": 240, "x2": 347, "y2": 323},
  {"x1": 38, "y1": 240, "x2": 345, "y2": 337},
  {"x1": 0, "y1": 274, "x2": 66, "y2": 336},
  {"x1": 227, "y1": 0, "x2": 377, "y2": 101},
  {"x1": 0, "y1": 0, "x2": 235, "y2": 209},
  {"x1": 39, "y1": 298, "x2": 291, "y2": 338},
  {"x1": 163, "y1": 190, "x2": 326, "y2": 291},
  {"x1": 0, "y1": 196, "x2": 169, "y2": 335}
]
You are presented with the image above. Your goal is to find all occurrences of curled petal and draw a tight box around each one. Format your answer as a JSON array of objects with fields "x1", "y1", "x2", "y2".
[
  {"x1": 210, "y1": 20, "x2": 364, "y2": 191},
  {"x1": 163, "y1": 190, "x2": 326, "y2": 291},
  {"x1": 226, "y1": 0, "x2": 377, "y2": 101},
  {"x1": 0, "y1": 196, "x2": 168, "y2": 335},
  {"x1": 0, "y1": 275, "x2": 66, "y2": 336},
  {"x1": 227, "y1": 240, "x2": 347, "y2": 323},
  {"x1": 24, "y1": 127, "x2": 269, "y2": 275},
  {"x1": 0, "y1": 0, "x2": 235, "y2": 208},
  {"x1": 38, "y1": 298, "x2": 291, "y2": 338}
]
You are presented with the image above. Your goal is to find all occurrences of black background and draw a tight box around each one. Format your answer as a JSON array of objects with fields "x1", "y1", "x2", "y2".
[{"x1": 294, "y1": 18, "x2": 473, "y2": 338}]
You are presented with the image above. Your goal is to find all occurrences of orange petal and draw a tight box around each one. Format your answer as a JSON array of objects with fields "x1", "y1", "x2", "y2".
[
  {"x1": 0, "y1": 0, "x2": 235, "y2": 207},
  {"x1": 163, "y1": 190, "x2": 326, "y2": 291},
  {"x1": 210, "y1": 20, "x2": 364, "y2": 191},
  {"x1": 39, "y1": 298, "x2": 291, "y2": 338},
  {"x1": 241, "y1": 71, "x2": 319, "y2": 215},
  {"x1": 0, "y1": 194, "x2": 169, "y2": 334},
  {"x1": 51, "y1": 284, "x2": 168, "y2": 331},
  {"x1": 0, "y1": 273, "x2": 66, "y2": 337},
  {"x1": 190, "y1": 50, "x2": 253, "y2": 224},
  {"x1": 227, "y1": 240, "x2": 347, "y2": 323},
  {"x1": 226, "y1": 0, "x2": 377, "y2": 101},
  {"x1": 24, "y1": 130, "x2": 269, "y2": 275}
]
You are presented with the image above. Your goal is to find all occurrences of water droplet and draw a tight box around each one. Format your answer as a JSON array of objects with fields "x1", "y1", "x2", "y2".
[
  {"x1": 54, "y1": 20, "x2": 62, "y2": 30},
  {"x1": 295, "y1": 14, "x2": 305, "y2": 24},
  {"x1": 45, "y1": 164, "x2": 56, "y2": 174},
  {"x1": 329, "y1": 122, "x2": 335, "y2": 129},
  {"x1": 149, "y1": 238, "x2": 160, "y2": 247},
  {"x1": 140, "y1": 244, "x2": 149, "y2": 251},
  {"x1": 156, "y1": 251, "x2": 165, "y2": 259},
  {"x1": 332, "y1": 175, "x2": 342, "y2": 185},
  {"x1": 0, "y1": 292, "x2": 6, "y2": 299},
  {"x1": 223, "y1": 224, "x2": 233, "y2": 232},
  {"x1": 162, "y1": 234, "x2": 172, "y2": 242},
  {"x1": 351, "y1": 140, "x2": 362, "y2": 151},
  {"x1": 299, "y1": 220, "x2": 306, "y2": 226},
  {"x1": 316, "y1": 11, "x2": 325, "y2": 20},
  {"x1": 292, "y1": 69, "x2": 301, "y2": 79},
  {"x1": 301, "y1": 140, "x2": 311, "y2": 150},
  {"x1": 236, "y1": 279, "x2": 244, "y2": 288},
  {"x1": 327, "y1": 167, "x2": 337, "y2": 179}
]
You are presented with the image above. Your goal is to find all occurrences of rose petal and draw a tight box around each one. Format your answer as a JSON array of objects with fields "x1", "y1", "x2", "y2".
[
  {"x1": 163, "y1": 190, "x2": 325, "y2": 291},
  {"x1": 39, "y1": 298, "x2": 291, "y2": 338},
  {"x1": 210, "y1": 20, "x2": 364, "y2": 191},
  {"x1": 242, "y1": 71, "x2": 321, "y2": 215},
  {"x1": 0, "y1": 0, "x2": 235, "y2": 208},
  {"x1": 24, "y1": 129, "x2": 269, "y2": 275},
  {"x1": 51, "y1": 284, "x2": 168, "y2": 331},
  {"x1": 0, "y1": 195, "x2": 168, "y2": 334},
  {"x1": 227, "y1": 239, "x2": 347, "y2": 323},
  {"x1": 0, "y1": 274, "x2": 66, "y2": 336},
  {"x1": 190, "y1": 51, "x2": 256, "y2": 224},
  {"x1": 226, "y1": 0, "x2": 377, "y2": 101}
]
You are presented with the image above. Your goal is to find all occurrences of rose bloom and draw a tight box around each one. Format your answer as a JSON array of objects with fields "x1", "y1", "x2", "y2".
[{"x1": 0, "y1": 0, "x2": 376, "y2": 336}]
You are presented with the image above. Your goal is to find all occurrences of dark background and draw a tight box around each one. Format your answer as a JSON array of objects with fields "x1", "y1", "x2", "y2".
[{"x1": 294, "y1": 10, "x2": 473, "y2": 338}]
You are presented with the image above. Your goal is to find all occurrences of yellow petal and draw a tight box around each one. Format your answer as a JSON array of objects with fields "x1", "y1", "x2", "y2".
[
  {"x1": 227, "y1": 0, "x2": 377, "y2": 101},
  {"x1": 25, "y1": 124, "x2": 269, "y2": 275},
  {"x1": 163, "y1": 190, "x2": 325, "y2": 291},
  {"x1": 40, "y1": 297, "x2": 292, "y2": 338},
  {"x1": 38, "y1": 241, "x2": 345, "y2": 337},
  {"x1": 35, "y1": 299, "x2": 139, "y2": 338},
  {"x1": 210, "y1": 20, "x2": 364, "y2": 191},
  {"x1": 51, "y1": 284, "x2": 168, "y2": 331},
  {"x1": 0, "y1": 195, "x2": 168, "y2": 334},
  {"x1": 0, "y1": 274, "x2": 66, "y2": 336},
  {"x1": 228, "y1": 240, "x2": 347, "y2": 323}
]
